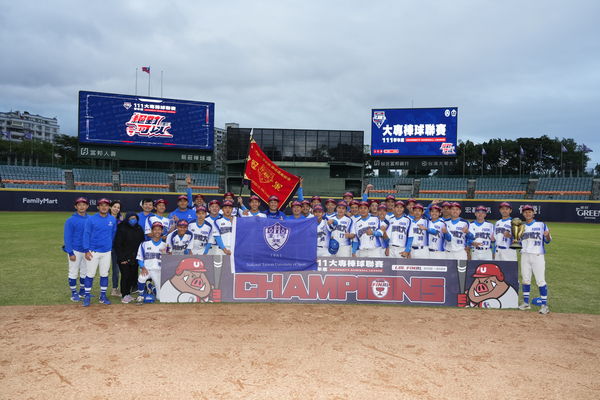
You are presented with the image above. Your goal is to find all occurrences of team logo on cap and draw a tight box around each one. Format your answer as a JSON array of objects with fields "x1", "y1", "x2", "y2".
[
  {"x1": 263, "y1": 222, "x2": 290, "y2": 251},
  {"x1": 372, "y1": 111, "x2": 386, "y2": 128},
  {"x1": 371, "y1": 279, "x2": 390, "y2": 298}
]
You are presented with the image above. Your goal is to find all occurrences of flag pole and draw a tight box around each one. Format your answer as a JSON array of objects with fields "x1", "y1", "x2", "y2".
[
  {"x1": 560, "y1": 142, "x2": 563, "y2": 177},
  {"x1": 160, "y1": 70, "x2": 163, "y2": 98},
  {"x1": 135, "y1": 67, "x2": 138, "y2": 95},
  {"x1": 148, "y1": 66, "x2": 151, "y2": 96},
  {"x1": 239, "y1": 129, "x2": 254, "y2": 198}
]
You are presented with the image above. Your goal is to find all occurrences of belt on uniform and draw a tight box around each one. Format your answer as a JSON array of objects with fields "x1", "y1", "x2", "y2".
[
  {"x1": 412, "y1": 246, "x2": 423, "y2": 249},
  {"x1": 391, "y1": 245, "x2": 401, "y2": 247},
  {"x1": 473, "y1": 247, "x2": 489, "y2": 250},
  {"x1": 497, "y1": 246, "x2": 508, "y2": 249},
  {"x1": 429, "y1": 249, "x2": 440, "y2": 252},
  {"x1": 317, "y1": 246, "x2": 325, "y2": 248}
]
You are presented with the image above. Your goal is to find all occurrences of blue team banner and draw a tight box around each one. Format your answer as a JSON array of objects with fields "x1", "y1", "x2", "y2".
[
  {"x1": 232, "y1": 217, "x2": 318, "y2": 272},
  {"x1": 371, "y1": 107, "x2": 458, "y2": 157},
  {"x1": 78, "y1": 90, "x2": 214, "y2": 150}
]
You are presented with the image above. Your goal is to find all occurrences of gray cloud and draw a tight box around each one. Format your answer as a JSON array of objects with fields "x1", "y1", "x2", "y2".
[{"x1": 0, "y1": 0, "x2": 598, "y2": 164}]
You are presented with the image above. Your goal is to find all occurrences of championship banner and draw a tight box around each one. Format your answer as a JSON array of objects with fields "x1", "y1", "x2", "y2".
[
  {"x1": 232, "y1": 217, "x2": 318, "y2": 273},
  {"x1": 244, "y1": 139, "x2": 300, "y2": 209},
  {"x1": 160, "y1": 255, "x2": 519, "y2": 308}
]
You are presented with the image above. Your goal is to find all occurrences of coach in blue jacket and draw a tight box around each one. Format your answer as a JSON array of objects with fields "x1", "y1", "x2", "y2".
[{"x1": 82, "y1": 198, "x2": 117, "y2": 307}]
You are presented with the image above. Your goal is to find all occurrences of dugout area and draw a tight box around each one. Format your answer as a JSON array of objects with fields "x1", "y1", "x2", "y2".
[{"x1": 1, "y1": 303, "x2": 598, "y2": 399}]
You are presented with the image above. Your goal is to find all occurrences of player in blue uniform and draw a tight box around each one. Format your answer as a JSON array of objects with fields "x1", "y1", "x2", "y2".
[
  {"x1": 82, "y1": 198, "x2": 117, "y2": 307},
  {"x1": 286, "y1": 201, "x2": 306, "y2": 219},
  {"x1": 169, "y1": 195, "x2": 196, "y2": 223},
  {"x1": 137, "y1": 198, "x2": 154, "y2": 232},
  {"x1": 265, "y1": 195, "x2": 287, "y2": 219},
  {"x1": 63, "y1": 197, "x2": 89, "y2": 301}
]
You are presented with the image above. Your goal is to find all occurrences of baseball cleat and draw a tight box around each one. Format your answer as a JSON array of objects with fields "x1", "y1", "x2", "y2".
[
  {"x1": 518, "y1": 302, "x2": 531, "y2": 310},
  {"x1": 121, "y1": 295, "x2": 133, "y2": 304},
  {"x1": 539, "y1": 305, "x2": 550, "y2": 315},
  {"x1": 82, "y1": 295, "x2": 91, "y2": 307},
  {"x1": 136, "y1": 295, "x2": 144, "y2": 303},
  {"x1": 99, "y1": 295, "x2": 111, "y2": 305},
  {"x1": 70, "y1": 293, "x2": 80, "y2": 302}
]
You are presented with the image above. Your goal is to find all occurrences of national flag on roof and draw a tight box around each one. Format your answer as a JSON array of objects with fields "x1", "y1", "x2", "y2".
[
  {"x1": 561, "y1": 144, "x2": 567, "y2": 153},
  {"x1": 24, "y1": 132, "x2": 33, "y2": 140},
  {"x1": 481, "y1": 147, "x2": 486, "y2": 156},
  {"x1": 582, "y1": 144, "x2": 593, "y2": 153},
  {"x1": 519, "y1": 146, "x2": 525, "y2": 156},
  {"x1": 142, "y1": 66, "x2": 150, "y2": 74}
]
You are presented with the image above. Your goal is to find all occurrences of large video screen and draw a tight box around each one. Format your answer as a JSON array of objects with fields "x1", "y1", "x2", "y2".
[
  {"x1": 78, "y1": 91, "x2": 214, "y2": 150},
  {"x1": 371, "y1": 107, "x2": 458, "y2": 157}
]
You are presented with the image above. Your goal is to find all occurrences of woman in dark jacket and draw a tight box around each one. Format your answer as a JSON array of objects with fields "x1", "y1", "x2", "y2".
[{"x1": 113, "y1": 212, "x2": 145, "y2": 303}]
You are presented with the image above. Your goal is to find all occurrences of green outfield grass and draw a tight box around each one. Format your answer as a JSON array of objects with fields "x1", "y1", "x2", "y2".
[{"x1": 0, "y1": 212, "x2": 598, "y2": 314}]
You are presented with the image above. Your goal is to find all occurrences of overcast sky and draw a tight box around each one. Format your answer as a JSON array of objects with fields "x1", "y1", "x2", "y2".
[{"x1": 1, "y1": 0, "x2": 599, "y2": 165}]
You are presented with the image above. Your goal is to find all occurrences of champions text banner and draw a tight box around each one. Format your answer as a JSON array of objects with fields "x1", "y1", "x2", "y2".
[
  {"x1": 244, "y1": 139, "x2": 300, "y2": 209},
  {"x1": 232, "y1": 217, "x2": 318, "y2": 273}
]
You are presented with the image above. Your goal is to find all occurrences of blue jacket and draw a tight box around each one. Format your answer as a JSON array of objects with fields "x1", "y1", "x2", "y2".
[
  {"x1": 137, "y1": 211, "x2": 153, "y2": 230},
  {"x1": 83, "y1": 213, "x2": 117, "y2": 253},
  {"x1": 168, "y1": 208, "x2": 197, "y2": 223},
  {"x1": 63, "y1": 213, "x2": 88, "y2": 256}
]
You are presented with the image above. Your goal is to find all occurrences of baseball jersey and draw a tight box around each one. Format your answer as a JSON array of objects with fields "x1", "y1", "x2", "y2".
[
  {"x1": 305, "y1": 213, "x2": 315, "y2": 219},
  {"x1": 409, "y1": 218, "x2": 429, "y2": 248},
  {"x1": 240, "y1": 210, "x2": 267, "y2": 218},
  {"x1": 428, "y1": 219, "x2": 448, "y2": 252},
  {"x1": 213, "y1": 216, "x2": 234, "y2": 248},
  {"x1": 188, "y1": 220, "x2": 213, "y2": 253},
  {"x1": 63, "y1": 212, "x2": 88, "y2": 255},
  {"x1": 520, "y1": 220, "x2": 551, "y2": 255},
  {"x1": 325, "y1": 212, "x2": 336, "y2": 219},
  {"x1": 352, "y1": 216, "x2": 383, "y2": 251},
  {"x1": 445, "y1": 218, "x2": 470, "y2": 252},
  {"x1": 168, "y1": 208, "x2": 197, "y2": 223},
  {"x1": 387, "y1": 215, "x2": 413, "y2": 250},
  {"x1": 494, "y1": 218, "x2": 513, "y2": 248},
  {"x1": 469, "y1": 221, "x2": 494, "y2": 249},
  {"x1": 329, "y1": 215, "x2": 353, "y2": 246},
  {"x1": 144, "y1": 214, "x2": 171, "y2": 236},
  {"x1": 265, "y1": 210, "x2": 286, "y2": 219},
  {"x1": 219, "y1": 208, "x2": 239, "y2": 217},
  {"x1": 137, "y1": 211, "x2": 153, "y2": 230},
  {"x1": 165, "y1": 230, "x2": 193, "y2": 255},
  {"x1": 136, "y1": 239, "x2": 167, "y2": 270},
  {"x1": 83, "y1": 213, "x2": 117, "y2": 253},
  {"x1": 316, "y1": 219, "x2": 331, "y2": 249},
  {"x1": 206, "y1": 215, "x2": 222, "y2": 245}
]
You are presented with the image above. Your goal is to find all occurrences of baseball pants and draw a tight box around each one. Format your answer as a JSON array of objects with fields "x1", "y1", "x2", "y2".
[
  {"x1": 388, "y1": 246, "x2": 408, "y2": 259},
  {"x1": 445, "y1": 249, "x2": 468, "y2": 260},
  {"x1": 520, "y1": 252, "x2": 546, "y2": 287},
  {"x1": 86, "y1": 251, "x2": 112, "y2": 278},
  {"x1": 495, "y1": 248, "x2": 518, "y2": 261},
  {"x1": 357, "y1": 248, "x2": 381, "y2": 258},
  {"x1": 138, "y1": 267, "x2": 162, "y2": 300},
  {"x1": 67, "y1": 250, "x2": 87, "y2": 280},
  {"x1": 317, "y1": 247, "x2": 330, "y2": 257},
  {"x1": 410, "y1": 247, "x2": 430, "y2": 260},
  {"x1": 471, "y1": 249, "x2": 494, "y2": 260},
  {"x1": 334, "y1": 245, "x2": 352, "y2": 258},
  {"x1": 428, "y1": 250, "x2": 446, "y2": 259}
]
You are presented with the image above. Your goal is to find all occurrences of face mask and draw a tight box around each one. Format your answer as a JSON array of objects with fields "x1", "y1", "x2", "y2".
[{"x1": 128, "y1": 219, "x2": 137, "y2": 226}]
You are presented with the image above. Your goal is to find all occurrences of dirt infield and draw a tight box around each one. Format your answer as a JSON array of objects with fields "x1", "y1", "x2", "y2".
[{"x1": 1, "y1": 304, "x2": 599, "y2": 400}]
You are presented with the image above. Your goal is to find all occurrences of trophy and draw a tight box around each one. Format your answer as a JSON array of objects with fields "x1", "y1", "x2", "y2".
[{"x1": 509, "y1": 218, "x2": 525, "y2": 249}]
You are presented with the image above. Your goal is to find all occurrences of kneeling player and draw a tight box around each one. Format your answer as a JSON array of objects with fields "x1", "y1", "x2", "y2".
[
  {"x1": 518, "y1": 205, "x2": 552, "y2": 315},
  {"x1": 136, "y1": 222, "x2": 168, "y2": 303}
]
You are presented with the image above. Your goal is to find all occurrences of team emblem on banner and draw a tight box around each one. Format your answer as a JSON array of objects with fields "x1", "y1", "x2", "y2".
[
  {"x1": 123, "y1": 102, "x2": 132, "y2": 110},
  {"x1": 264, "y1": 223, "x2": 290, "y2": 251},
  {"x1": 372, "y1": 111, "x2": 386, "y2": 128},
  {"x1": 371, "y1": 279, "x2": 390, "y2": 298},
  {"x1": 258, "y1": 164, "x2": 275, "y2": 184}
]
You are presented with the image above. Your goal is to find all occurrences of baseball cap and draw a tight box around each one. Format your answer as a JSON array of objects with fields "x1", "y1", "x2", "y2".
[
  {"x1": 522, "y1": 205, "x2": 535, "y2": 212},
  {"x1": 154, "y1": 198, "x2": 168, "y2": 206},
  {"x1": 343, "y1": 192, "x2": 354, "y2": 198},
  {"x1": 301, "y1": 200, "x2": 311, "y2": 205},
  {"x1": 177, "y1": 219, "x2": 189, "y2": 226},
  {"x1": 451, "y1": 202, "x2": 462, "y2": 209},
  {"x1": 313, "y1": 205, "x2": 324, "y2": 212},
  {"x1": 176, "y1": 258, "x2": 206, "y2": 274},
  {"x1": 291, "y1": 201, "x2": 302, "y2": 207},
  {"x1": 74, "y1": 197, "x2": 89, "y2": 205},
  {"x1": 441, "y1": 201, "x2": 452, "y2": 208},
  {"x1": 268, "y1": 195, "x2": 279, "y2": 202},
  {"x1": 97, "y1": 198, "x2": 110, "y2": 205},
  {"x1": 311, "y1": 195, "x2": 321, "y2": 202},
  {"x1": 378, "y1": 204, "x2": 387, "y2": 210},
  {"x1": 208, "y1": 199, "x2": 221, "y2": 206},
  {"x1": 337, "y1": 200, "x2": 348, "y2": 207},
  {"x1": 406, "y1": 198, "x2": 416, "y2": 204},
  {"x1": 193, "y1": 194, "x2": 204, "y2": 200},
  {"x1": 151, "y1": 221, "x2": 164, "y2": 229},
  {"x1": 385, "y1": 194, "x2": 396, "y2": 201},
  {"x1": 358, "y1": 201, "x2": 369, "y2": 208},
  {"x1": 195, "y1": 206, "x2": 207, "y2": 213},
  {"x1": 325, "y1": 198, "x2": 337, "y2": 205},
  {"x1": 349, "y1": 200, "x2": 359, "y2": 206},
  {"x1": 222, "y1": 200, "x2": 234, "y2": 208},
  {"x1": 249, "y1": 195, "x2": 261, "y2": 202},
  {"x1": 395, "y1": 200, "x2": 405, "y2": 207},
  {"x1": 177, "y1": 195, "x2": 188, "y2": 201},
  {"x1": 499, "y1": 202, "x2": 512, "y2": 209},
  {"x1": 413, "y1": 203, "x2": 424, "y2": 210},
  {"x1": 472, "y1": 263, "x2": 505, "y2": 281},
  {"x1": 368, "y1": 199, "x2": 379, "y2": 206},
  {"x1": 430, "y1": 205, "x2": 441, "y2": 211},
  {"x1": 224, "y1": 192, "x2": 235, "y2": 198},
  {"x1": 475, "y1": 206, "x2": 488, "y2": 213}
]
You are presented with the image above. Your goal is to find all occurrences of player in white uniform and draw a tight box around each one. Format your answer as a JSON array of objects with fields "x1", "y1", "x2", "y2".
[
  {"x1": 517, "y1": 205, "x2": 552, "y2": 315},
  {"x1": 468, "y1": 206, "x2": 495, "y2": 260},
  {"x1": 351, "y1": 201, "x2": 385, "y2": 257},
  {"x1": 444, "y1": 202, "x2": 471, "y2": 260},
  {"x1": 328, "y1": 201, "x2": 354, "y2": 257},
  {"x1": 136, "y1": 222, "x2": 168, "y2": 302},
  {"x1": 218, "y1": 192, "x2": 239, "y2": 217},
  {"x1": 145, "y1": 198, "x2": 171, "y2": 239},
  {"x1": 408, "y1": 204, "x2": 431, "y2": 259},
  {"x1": 206, "y1": 200, "x2": 222, "y2": 255},
  {"x1": 324, "y1": 198, "x2": 337, "y2": 219},
  {"x1": 375, "y1": 204, "x2": 391, "y2": 256},
  {"x1": 239, "y1": 195, "x2": 267, "y2": 218},
  {"x1": 348, "y1": 200, "x2": 361, "y2": 227},
  {"x1": 494, "y1": 202, "x2": 518, "y2": 261},
  {"x1": 301, "y1": 200, "x2": 315, "y2": 219},
  {"x1": 386, "y1": 201, "x2": 413, "y2": 258},
  {"x1": 313, "y1": 206, "x2": 331, "y2": 257},
  {"x1": 212, "y1": 200, "x2": 234, "y2": 256},
  {"x1": 427, "y1": 205, "x2": 450, "y2": 259},
  {"x1": 165, "y1": 220, "x2": 193, "y2": 255},
  {"x1": 188, "y1": 206, "x2": 212, "y2": 255}
]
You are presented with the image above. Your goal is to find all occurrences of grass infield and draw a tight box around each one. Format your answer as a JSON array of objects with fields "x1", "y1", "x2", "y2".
[{"x1": 0, "y1": 211, "x2": 598, "y2": 314}]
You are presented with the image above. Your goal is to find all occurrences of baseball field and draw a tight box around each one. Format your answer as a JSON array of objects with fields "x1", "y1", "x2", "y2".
[{"x1": 1, "y1": 211, "x2": 599, "y2": 399}]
